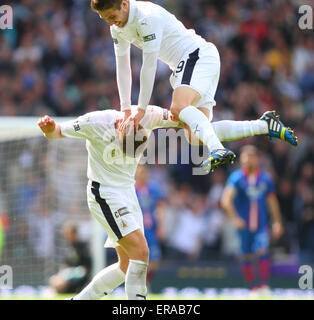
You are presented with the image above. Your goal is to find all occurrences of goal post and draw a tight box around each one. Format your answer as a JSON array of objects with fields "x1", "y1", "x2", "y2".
[{"x1": 0, "y1": 116, "x2": 105, "y2": 290}]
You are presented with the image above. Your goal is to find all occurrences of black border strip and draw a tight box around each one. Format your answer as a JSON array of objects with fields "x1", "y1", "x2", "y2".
[{"x1": 91, "y1": 181, "x2": 123, "y2": 240}]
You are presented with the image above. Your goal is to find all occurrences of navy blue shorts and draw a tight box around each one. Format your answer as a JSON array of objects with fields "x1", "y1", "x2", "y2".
[{"x1": 237, "y1": 228, "x2": 269, "y2": 255}]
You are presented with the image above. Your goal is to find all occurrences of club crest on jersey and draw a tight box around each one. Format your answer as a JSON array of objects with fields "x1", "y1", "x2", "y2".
[
  {"x1": 121, "y1": 219, "x2": 127, "y2": 228},
  {"x1": 143, "y1": 33, "x2": 156, "y2": 42},
  {"x1": 73, "y1": 121, "x2": 80, "y2": 132},
  {"x1": 163, "y1": 109, "x2": 169, "y2": 120},
  {"x1": 113, "y1": 38, "x2": 118, "y2": 44}
]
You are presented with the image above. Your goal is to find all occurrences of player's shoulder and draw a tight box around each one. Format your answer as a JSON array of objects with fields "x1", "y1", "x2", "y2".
[
  {"x1": 79, "y1": 110, "x2": 120, "y2": 125},
  {"x1": 140, "y1": 105, "x2": 172, "y2": 130},
  {"x1": 227, "y1": 169, "x2": 243, "y2": 184},
  {"x1": 147, "y1": 105, "x2": 170, "y2": 118},
  {"x1": 229, "y1": 168, "x2": 243, "y2": 179},
  {"x1": 259, "y1": 170, "x2": 274, "y2": 183},
  {"x1": 136, "y1": 0, "x2": 160, "y2": 13},
  {"x1": 146, "y1": 105, "x2": 163, "y2": 114},
  {"x1": 136, "y1": 0, "x2": 165, "y2": 22}
]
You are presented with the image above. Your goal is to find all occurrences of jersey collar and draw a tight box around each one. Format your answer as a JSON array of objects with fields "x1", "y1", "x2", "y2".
[
  {"x1": 242, "y1": 167, "x2": 261, "y2": 182},
  {"x1": 122, "y1": 0, "x2": 136, "y2": 28}
]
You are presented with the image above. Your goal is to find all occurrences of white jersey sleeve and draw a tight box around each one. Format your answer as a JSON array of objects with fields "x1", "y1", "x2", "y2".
[
  {"x1": 116, "y1": 52, "x2": 132, "y2": 111},
  {"x1": 110, "y1": 27, "x2": 131, "y2": 57},
  {"x1": 140, "y1": 105, "x2": 180, "y2": 130},
  {"x1": 138, "y1": 51, "x2": 158, "y2": 110},
  {"x1": 111, "y1": 27, "x2": 132, "y2": 111},
  {"x1": 59, "y1": 110, "x2": 118, "y2": 140},
  {"x1": 60, "y1": 113, "x2": 95, "y2": 140}
]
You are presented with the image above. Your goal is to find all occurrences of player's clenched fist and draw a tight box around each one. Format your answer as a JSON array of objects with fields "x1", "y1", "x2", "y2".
[
  {"x1": 37, "y1": 115, "x2": 63, "y2": 139},
  {"x1": 38, "y1": 115, "x2": 55, "y2": 133}
]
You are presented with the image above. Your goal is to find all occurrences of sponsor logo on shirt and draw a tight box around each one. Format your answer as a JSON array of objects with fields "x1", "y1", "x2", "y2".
[{"x1": 143, "y1": 33, "x2": 156, "y2": 42}]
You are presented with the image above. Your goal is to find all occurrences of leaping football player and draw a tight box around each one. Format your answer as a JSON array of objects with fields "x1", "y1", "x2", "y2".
[{"x1": 90, "y1": 0, "x2": 297, "y2": 172}]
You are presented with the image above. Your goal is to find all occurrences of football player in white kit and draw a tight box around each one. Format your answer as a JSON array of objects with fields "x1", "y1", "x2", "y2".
[
  {"x1": 91, "y1": 0, "x2": 238, "y2": 172},
  {"x1": 38, "y1": 104, "x2": 297, "y2": 300},
  {"x1": 38, "y1": 106, "x2": 182, "y2": 300},
  {"x1": 90, "y1": 0, "x2": 297, "y2": 172}
]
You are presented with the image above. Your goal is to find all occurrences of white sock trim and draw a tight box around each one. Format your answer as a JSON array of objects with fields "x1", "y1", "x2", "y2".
[{"x1": 129, "y1": 259, "x2": 148, "y2": 266}]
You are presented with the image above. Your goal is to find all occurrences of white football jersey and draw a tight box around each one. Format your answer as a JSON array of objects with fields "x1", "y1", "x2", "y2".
[
  {"x1": 59, "y1": 106, "x2": 178, "y2": 188},
  {"x1": 110, "y1": 0, "x2": 207, "y2": 70}
]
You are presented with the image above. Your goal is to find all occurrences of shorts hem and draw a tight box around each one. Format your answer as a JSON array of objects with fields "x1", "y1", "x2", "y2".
[
  {"x1": 104, "y1": 227, "x2": 141, "y2": 248},
  {"x1": 174, "y1": 84, "x2": 216, "y2": 110}
]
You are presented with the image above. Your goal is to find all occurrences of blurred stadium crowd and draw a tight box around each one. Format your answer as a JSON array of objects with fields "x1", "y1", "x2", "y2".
[{"x1": 0, "y1": 0, "x2": 314, "y2": 284}]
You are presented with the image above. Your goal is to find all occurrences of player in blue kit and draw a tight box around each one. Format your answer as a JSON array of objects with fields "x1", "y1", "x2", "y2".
[
  {"x1": 135, "y1": 164, "x2": 165, "y2": 285},
  {"x1": 221, "y1": 145, "x2": 283, "y2": 296}
]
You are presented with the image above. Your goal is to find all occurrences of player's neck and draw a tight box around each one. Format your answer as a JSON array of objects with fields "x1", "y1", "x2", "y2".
[{"x1": 243, "y1": 167, "x2": 260, "y2": 176}]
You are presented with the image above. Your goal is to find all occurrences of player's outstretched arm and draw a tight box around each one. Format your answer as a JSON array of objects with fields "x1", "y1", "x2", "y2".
[
  {"x1": 37, "y1": 115, "x2": 65, "y2": 139},
  {"x1": 119, "y1": 52, "x2": 159, "y2": 132}
]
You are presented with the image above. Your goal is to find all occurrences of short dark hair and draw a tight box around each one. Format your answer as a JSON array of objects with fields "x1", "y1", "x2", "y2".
[{"x1": 90, "y1": 0, "x2": 123, "y2": 11}]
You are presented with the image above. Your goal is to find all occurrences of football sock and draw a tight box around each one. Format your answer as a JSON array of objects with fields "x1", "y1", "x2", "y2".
[
  {"x1": 73, "y1": 262, "x2": 125, "y2": 300},
  {"x1": 179, "y1": 105, "x2": 224, "y2": 151},
  {"x1": 241, "y1": 259, "x2": 255, "y2": 289},
  {"x1": 212, "y1": 120, "x2": 268, "y2": 141},
  {"x1": 125, "y1": 259, "x2": 148, "y2": 300},
  {"x1": 258, "y1": 254, "x2": 270, "y2": 287}
]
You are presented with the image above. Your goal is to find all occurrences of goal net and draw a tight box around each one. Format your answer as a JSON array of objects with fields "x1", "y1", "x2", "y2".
[{"x1": 0, "y1": 117, "x2": 105, "y2": 292}]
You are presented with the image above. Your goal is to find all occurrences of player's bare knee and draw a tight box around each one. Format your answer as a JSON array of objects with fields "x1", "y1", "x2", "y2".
[
  {"x1": 142, "y1": 245, "x2": 149, "y2": 262},
  {"x1": 135, "y1": 244, "x2": 149, "y2": 263},
  {"x1": 134, "y1": 234, "x2": 149, "y2": 262}
]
